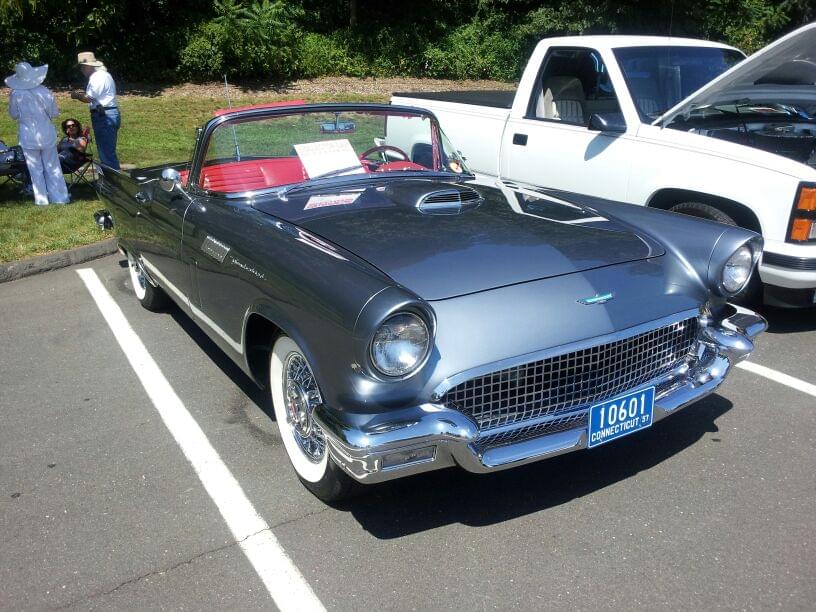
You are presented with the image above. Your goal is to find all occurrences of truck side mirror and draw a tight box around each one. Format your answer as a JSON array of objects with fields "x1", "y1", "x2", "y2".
[
  {"x1": 588, "y1": 113, "x2": 627, "y2": 134},
  {"x1": 159, "y1": 168, "x2": 182, "y2": 192}
]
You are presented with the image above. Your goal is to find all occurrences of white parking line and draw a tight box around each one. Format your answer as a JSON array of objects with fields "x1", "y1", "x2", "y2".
[
  {"x1": 77, "y1": 268, "x2": 325, "y2": 612},
  {"x1": 737, "y1": 361, "x2": 816, "y2": 398}
]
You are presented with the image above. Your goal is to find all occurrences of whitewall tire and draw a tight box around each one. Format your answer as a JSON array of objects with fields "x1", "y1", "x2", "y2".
[
  {"x1": 127, "y1": 251, "x2": 169, "y2": 312},
  {"x1": 270, "y1": 335, "x2": 359, "y2": 502}
]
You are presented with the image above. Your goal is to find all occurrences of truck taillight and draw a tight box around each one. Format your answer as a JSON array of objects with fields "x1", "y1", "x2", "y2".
[{"x1": 788, "y1": 184, "x2": 816, "y2": 242}]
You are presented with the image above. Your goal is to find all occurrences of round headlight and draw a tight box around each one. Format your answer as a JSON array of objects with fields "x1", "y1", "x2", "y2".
[
  {"x1": 370, "y1": 313, "x2": 430, "y2": 377},
  {"x1": 722, "y1": 245, "x2": 754, "y2": 293}
]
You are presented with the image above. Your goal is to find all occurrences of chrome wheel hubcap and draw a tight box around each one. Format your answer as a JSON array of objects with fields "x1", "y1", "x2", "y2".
[
  {"x1": 130, "y1": 257, "x2": 146, "y2": 291},
  {"x1": 283, "y1": 352, "x2": 326, "y2": 462}
]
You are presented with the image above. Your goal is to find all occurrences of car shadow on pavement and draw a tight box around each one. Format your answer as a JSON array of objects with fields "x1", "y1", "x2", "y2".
[
  {"x1": 167, "y1": 306, "x2": 275, "y2": 423},
  {"x1": 340, "y1": 394, "x2": 733, "y2": 538},
  {"x1": 758, "y1": 305, "x2": 816, "y2": 334}
]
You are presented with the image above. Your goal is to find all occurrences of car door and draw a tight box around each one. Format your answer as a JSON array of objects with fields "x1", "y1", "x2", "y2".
[
  {"x1": 180, "y1": 195, "x2": 264, "y2": 361},
  {"x1": 136, "y1": 177, "x2": 196, "y2": 307},
  {"x1": 500, "y1": 46, "x2": 634, "y2": 202},
  {"x1": 100, "y1": 169, "x2": 155, "y2": 255}
]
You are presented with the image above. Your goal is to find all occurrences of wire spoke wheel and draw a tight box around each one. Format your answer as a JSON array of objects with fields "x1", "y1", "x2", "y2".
[
  {"x1": 270, "y1": 335, "x2": 360, "y2": 501},
  {"x1": 283, "y1": 352, "x2": 326, "y2": 463}
]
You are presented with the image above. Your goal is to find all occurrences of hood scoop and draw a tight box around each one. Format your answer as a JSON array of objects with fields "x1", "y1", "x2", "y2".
[
  {"x1": 417, "y1": 187, "x2": 482, "y2": 214},
  {"x1": 382, "y1": 181, "x2": 483, "y2": 215}
]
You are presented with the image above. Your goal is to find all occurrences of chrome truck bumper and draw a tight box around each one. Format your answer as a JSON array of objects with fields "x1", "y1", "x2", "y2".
[{"x1": 313, "y1": 306, "x2": 767, "y2": 484}]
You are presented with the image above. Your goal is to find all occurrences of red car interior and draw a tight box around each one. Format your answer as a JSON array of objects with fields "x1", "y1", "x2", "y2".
[{"x1": 178, "y1": 157, "x2": 427, "y2": 193}]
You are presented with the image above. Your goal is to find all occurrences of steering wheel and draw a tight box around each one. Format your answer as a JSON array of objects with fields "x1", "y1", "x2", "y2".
[{"x1": 360, "y1": 145, "x2": 410, "y2": 168}]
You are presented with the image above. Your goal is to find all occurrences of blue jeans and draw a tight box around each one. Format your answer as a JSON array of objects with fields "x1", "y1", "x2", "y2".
[{"x1": 91, "y1": 107, "x2": 121, "y2": 170}]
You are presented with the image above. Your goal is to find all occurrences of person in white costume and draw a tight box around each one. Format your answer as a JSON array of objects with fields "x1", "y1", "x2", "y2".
[{"x1": 6, "y1": 62, "x2": 69, "y2": 205}]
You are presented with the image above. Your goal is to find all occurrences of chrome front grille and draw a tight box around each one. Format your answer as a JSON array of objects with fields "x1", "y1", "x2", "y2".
[{"x1": 443, "y1": 317, "x2": 699, "y2": 440}]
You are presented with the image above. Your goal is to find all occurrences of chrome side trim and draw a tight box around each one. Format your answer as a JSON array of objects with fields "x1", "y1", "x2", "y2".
[{"x1": 142, "y1": 256, "x2": 244, "y2": 355}]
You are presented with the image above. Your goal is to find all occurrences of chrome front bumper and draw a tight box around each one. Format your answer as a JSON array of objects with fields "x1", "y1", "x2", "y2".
[{"x1": 313, "y1": 305, "x2": 767, "y2": 484}]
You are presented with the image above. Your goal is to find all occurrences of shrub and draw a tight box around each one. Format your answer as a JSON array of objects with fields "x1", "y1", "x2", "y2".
[
  {"x1": 298, "y1": 33, "x2": 362, "y2": 77},
  {"x1": 423, "y1": 16, "x2": 524, "y2": 80},
  {"x1": 179, "y1": 0, "x2": 304, "y2": 81},
  {"x1": 178, "y1": 23, "x2": 226, "y2": 81}
]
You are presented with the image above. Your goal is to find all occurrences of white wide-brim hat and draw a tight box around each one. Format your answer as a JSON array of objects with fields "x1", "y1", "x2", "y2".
[
  {"x1": 77, "y1": 51, "x2": 104, "y2": 68},
  {"x1": 4, "y1": 61, "x2": 48, "y2": 90}
]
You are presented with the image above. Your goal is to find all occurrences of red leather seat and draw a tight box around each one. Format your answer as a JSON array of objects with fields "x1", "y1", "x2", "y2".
[{"x1": 178, "y1": 157, "x2": 309, "y2": 193}]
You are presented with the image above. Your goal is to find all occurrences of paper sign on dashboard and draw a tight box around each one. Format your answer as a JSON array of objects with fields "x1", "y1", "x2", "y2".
[{"x1": 294, "y1": 139, "x2": 364, "y2": 179}]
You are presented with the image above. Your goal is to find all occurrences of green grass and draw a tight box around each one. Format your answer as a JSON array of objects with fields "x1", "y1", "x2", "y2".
[{"x1": 0, "y1": 91, "x2": 385, "y2": 263}]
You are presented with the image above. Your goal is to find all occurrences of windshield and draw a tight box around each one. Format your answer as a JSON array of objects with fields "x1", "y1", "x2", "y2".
[
  {"x1": 613, "y1": 46, "x2": 745, "y2": 121},
  {"x1": 198, "y1": 108, "x2": 469, "y2": 194}
]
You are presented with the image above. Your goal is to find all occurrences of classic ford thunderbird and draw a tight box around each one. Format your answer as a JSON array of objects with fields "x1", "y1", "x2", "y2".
[{"x1": 97, "y1": 102, "x2": 766, "y2": 501}]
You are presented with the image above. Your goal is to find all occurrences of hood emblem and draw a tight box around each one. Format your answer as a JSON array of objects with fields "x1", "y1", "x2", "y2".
[{"x1": 578, "y1": 292, "x2": 615, "y2": 305}]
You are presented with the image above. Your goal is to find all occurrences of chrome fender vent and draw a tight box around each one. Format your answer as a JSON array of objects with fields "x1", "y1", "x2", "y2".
[{"x1": 417, "y1": 187, "x2": 482, "y2": 215}]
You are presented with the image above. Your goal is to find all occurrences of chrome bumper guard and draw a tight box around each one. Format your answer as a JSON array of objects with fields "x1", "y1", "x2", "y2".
[{"x1": 313, "y1": 305, "x2": 767, "y2": 484}]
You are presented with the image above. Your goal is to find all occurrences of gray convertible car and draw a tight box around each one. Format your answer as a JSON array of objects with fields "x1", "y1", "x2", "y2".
[{"x1": 97, "y1": 102, "x2": 766, "y2": 501}]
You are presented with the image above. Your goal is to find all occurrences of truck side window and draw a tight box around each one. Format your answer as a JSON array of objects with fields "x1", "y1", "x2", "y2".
[{"x1": 530, "y1": 48, "x2": 621, "y2": 126}]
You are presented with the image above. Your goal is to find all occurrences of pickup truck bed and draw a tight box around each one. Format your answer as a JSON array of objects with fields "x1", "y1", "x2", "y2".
[{"x1": 392, "y1": 90, "x2": 515, "y2": 109}]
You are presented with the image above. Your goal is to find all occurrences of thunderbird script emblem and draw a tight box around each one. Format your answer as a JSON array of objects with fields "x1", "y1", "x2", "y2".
[{"x1": 578, "y1": 292, "x2": 615, "y2": 305}]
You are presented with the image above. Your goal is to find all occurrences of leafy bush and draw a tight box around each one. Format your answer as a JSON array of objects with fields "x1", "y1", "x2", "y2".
[
  {"x1": 179, "y1": 0, "x2": 304, "y2": 80},
  {"x1": 0, "y1": 0, "x2": 811, "y2": 83},
  {"x1": 423, "y1": 16, "x2": 524, "y2": 80},
  {"x1": 298, "y1": 33, "x2": 363, "y2": 77},
  {"x1": 179, "y1": 23, "x2": 226, "y2": 81},
  {"x1": 699, "y1": 0, "x2": 790, "y2": 52},
  {"x1": 297, "y1": 26, "x2": 431, "y2": 78}
]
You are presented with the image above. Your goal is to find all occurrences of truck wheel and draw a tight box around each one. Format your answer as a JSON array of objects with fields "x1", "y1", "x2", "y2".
[
  {"x1": 669, "y1": 201, "x2": 762, "y2": 305},
  {"x1": 670, "y1": 201, "x2": 736, "y2": 226},
  {"x1": 127, "y1": 252, "x2": 170, "y2": 311},
  {"x1": 270, "y1": 335, "x2": 359, "y2": 503}
]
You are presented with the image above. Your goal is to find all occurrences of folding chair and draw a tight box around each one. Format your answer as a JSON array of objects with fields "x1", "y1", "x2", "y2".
[
  {"x1": 0, "y1": 141, "x2": 29, "y2": 188},
  {"x1": 65, "y1": 126, "x2": 96, "y2": 192}
]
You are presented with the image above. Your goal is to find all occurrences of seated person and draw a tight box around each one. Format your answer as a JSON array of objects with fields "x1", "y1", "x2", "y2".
[{"x1": 57, "y1": 118, "x2": 88, "y2": 173}]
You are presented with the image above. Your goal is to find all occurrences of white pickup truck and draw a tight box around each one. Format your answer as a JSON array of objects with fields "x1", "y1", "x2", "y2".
[{"x1": 393, "y1": 25, "x2": 816, "y2": 307}]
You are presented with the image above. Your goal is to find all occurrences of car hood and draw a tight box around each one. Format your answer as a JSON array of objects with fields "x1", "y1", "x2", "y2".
[
  {"x1": 254, "y1": 179, "x2": 663, "y2": 300},
  {"x1": 657, "y1": 22, "x2": 816, "y2": 127}
]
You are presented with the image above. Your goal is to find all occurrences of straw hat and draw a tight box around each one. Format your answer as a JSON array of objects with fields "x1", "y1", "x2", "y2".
[
  {"x1": 77, "y1": 51, "x2": 104, "y2": 67},
  {"x1": 4, "y1": 62, "x2": 48, "y2": 90}
]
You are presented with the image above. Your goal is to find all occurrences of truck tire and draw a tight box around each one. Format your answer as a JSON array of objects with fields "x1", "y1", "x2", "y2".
[
  {"x1": 669, "y1": 201, "x2": 736, "y2": 226},
  {"x1": 669, "y1": 201, "x2": 762, "y2": 305}
]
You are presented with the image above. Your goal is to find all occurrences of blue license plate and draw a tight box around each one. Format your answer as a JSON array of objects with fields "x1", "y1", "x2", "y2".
[{"x1": 588, "y1": 387, "x2": 655, "y2": 449}]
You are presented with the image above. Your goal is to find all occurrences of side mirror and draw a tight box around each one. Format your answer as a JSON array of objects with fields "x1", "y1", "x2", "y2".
[
  {"x1": 587, "y1": 112, "x2": 627, "y2": 134},
  {"x1": 159, "y1": 168, "x2": 182, "y2": 192}
]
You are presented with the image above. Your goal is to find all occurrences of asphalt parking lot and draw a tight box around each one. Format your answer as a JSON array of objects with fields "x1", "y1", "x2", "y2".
[{"x1": 1, "y1": 254, "x2": 814, "y2": 611}]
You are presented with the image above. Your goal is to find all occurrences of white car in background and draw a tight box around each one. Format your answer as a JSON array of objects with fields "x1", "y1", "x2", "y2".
[{"x1": 393, "y1": 23, "x2": 816, "y2": 306}]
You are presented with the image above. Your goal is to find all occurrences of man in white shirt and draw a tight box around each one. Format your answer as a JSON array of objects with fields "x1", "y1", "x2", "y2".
[
  {"x1": 6, "y1": 62, "x2": 70, "y2": 205},
  {"x1": 70, "y1": 52, "x2": 120, "y2": 169}
]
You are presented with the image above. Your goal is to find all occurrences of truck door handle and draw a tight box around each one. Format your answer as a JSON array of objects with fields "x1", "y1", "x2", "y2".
[
  {"x1": 512, "y1": 133, "x2": 528, "y2": 146},
  {"x1": 134, "y1": 191, "x2": 150, "y2": 203}
]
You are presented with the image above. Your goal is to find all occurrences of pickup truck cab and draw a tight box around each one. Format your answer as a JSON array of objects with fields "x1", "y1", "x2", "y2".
[{"x1": 393, "y1": 25, "x2": 816, "y2": 306}]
